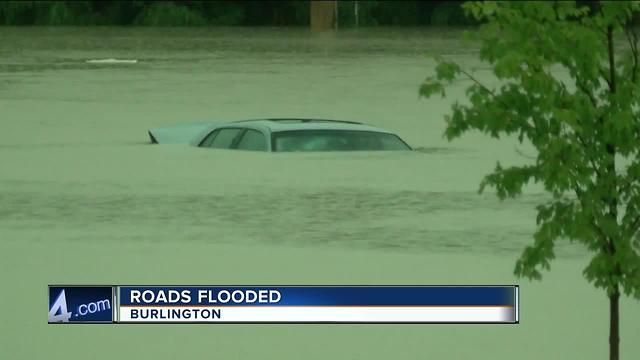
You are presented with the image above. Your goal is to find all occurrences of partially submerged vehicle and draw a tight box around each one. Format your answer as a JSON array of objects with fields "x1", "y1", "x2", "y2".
[{"x1": 148, "y1": 118, "x2": 412, "y2": 152}]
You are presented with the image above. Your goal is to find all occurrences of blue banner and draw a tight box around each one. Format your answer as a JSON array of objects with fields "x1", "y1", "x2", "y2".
[{"x1": 119, "y1": 286, "x2": 516, "y2": 307}]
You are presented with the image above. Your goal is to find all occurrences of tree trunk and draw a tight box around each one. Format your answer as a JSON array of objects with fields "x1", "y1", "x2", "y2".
[
  {"x1": 609, "y1": 290, "x2": 620, "y2": 360},
  {"x1": 310, "y1": 1, "x2": 336, "y2": 32}
]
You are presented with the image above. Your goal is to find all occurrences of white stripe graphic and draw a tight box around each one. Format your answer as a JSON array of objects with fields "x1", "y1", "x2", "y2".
[{"x1": 119, "y1": 306, "x2": 515, "y2": 323}]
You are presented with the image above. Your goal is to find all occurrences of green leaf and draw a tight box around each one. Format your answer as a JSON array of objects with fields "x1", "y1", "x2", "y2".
[{"x1": 418, "y1": 79, "x2": 445, "y2": 98}]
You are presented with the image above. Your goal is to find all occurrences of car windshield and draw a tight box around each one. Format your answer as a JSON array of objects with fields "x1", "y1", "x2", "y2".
[{"x1": 272, "y1": 130, "x2": 411, "y2": 152}]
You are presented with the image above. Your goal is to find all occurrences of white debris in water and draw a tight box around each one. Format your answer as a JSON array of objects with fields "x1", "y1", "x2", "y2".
[{"x1": 86, "y1": 58, "x2": 138, "y2": 64}]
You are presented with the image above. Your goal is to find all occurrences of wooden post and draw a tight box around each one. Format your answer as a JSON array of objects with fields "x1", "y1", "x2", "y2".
[{"x1": 310, "y1": 1, "x2": 337, "y2": 32}]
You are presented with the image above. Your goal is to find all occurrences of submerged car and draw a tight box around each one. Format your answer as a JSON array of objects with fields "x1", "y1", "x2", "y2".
[{"x1": 148, "y1": 118, "x2": 412, "y2": 152}]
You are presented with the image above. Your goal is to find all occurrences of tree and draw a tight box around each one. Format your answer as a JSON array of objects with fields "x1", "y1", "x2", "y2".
[{"x1": 419, "y1": 2, "x2": 640, "y2": 359}]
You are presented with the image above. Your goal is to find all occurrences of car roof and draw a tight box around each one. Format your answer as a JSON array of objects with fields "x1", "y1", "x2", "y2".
[{"x1": 221, "y1": 118, "x2": 395, "y2": 133}]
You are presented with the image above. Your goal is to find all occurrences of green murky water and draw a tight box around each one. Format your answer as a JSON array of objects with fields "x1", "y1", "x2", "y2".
[{"x1": 0, "y1": 27, "x2": 637, "y2": 360}]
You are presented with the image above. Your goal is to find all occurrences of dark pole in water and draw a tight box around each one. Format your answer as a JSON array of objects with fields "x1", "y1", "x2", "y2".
[
  {"x1": 355, "y1": 1, "x2": 359, "y2": 27},
  {"x1": 334, "y1": 0, "x2": 339, "y2": 30}
]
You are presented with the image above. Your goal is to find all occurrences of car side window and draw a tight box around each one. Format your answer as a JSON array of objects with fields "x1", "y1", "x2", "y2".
[
  {"x1": 199, "y1": 129, "x2": 220, "y2": 147},
  {"x1": 207, "y1": 128, "x2": 243, "y2": 149},
  {"x1": 235, "y1": 129, "x2": 267, "y2": 151}
]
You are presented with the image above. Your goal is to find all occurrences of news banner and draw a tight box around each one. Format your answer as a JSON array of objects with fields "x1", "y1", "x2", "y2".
[{"x1": 48, "y1": 285, "x2": 519, "y2": 324}]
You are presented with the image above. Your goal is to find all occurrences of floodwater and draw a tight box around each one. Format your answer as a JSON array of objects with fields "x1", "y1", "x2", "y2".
[{"x1": 0, "y1": 27, "x2": 637, "y2": 359}]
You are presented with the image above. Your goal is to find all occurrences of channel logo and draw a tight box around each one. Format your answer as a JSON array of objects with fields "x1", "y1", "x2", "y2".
[{"x1": 48, "y1": 286, "x2": 114, "y2": 323}]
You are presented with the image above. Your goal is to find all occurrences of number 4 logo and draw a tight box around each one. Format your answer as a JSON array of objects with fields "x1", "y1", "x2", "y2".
[{"x1": 49, "y1": 289, "x2": 73, "y2": 322}]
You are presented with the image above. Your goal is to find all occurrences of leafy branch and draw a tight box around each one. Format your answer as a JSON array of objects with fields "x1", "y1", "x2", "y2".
[{"x1": 625, "y1": 25, "x2": 639, "y2": 83}]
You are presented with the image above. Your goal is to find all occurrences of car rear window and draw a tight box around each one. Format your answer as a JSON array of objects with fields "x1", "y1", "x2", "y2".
[{"x1": 272, "y1": 130, "x2": 411, "y2": 152}]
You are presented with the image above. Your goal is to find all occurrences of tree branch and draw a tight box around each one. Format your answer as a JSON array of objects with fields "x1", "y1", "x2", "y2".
[
  {"x1": 557, "y1": 82, "x2": 603, "y2": 180},
  {"x1": 599, "y1": 68, "x2": 613, "y2": 89},
  {"x1": 607, "y1": 25, "x2": 617, "y2": 93},
  {"x1": 459, "y1": 68, "x2": 496, "y2": 96},
  {"x1": 515, "y1": 146, "x2": 536, "y2": 160},
  {"x1": 575, "y1": 80, "x2": 599, "y2": 108},
  {"x1": 575, "y1": 133, "x2": 604, "y2": 179},
  {"x1": 629, "y1": 216, "x2": 640, "y2": 235},
  {"x1": 574, "y1": 185, "x2": 610, "y2": 249},
  {"x1": 456, "y1": 69, "x2": 537, "y2": 135},
  {"x1": 625, "y1": 26, "x2": 639, "y2": 83}
]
